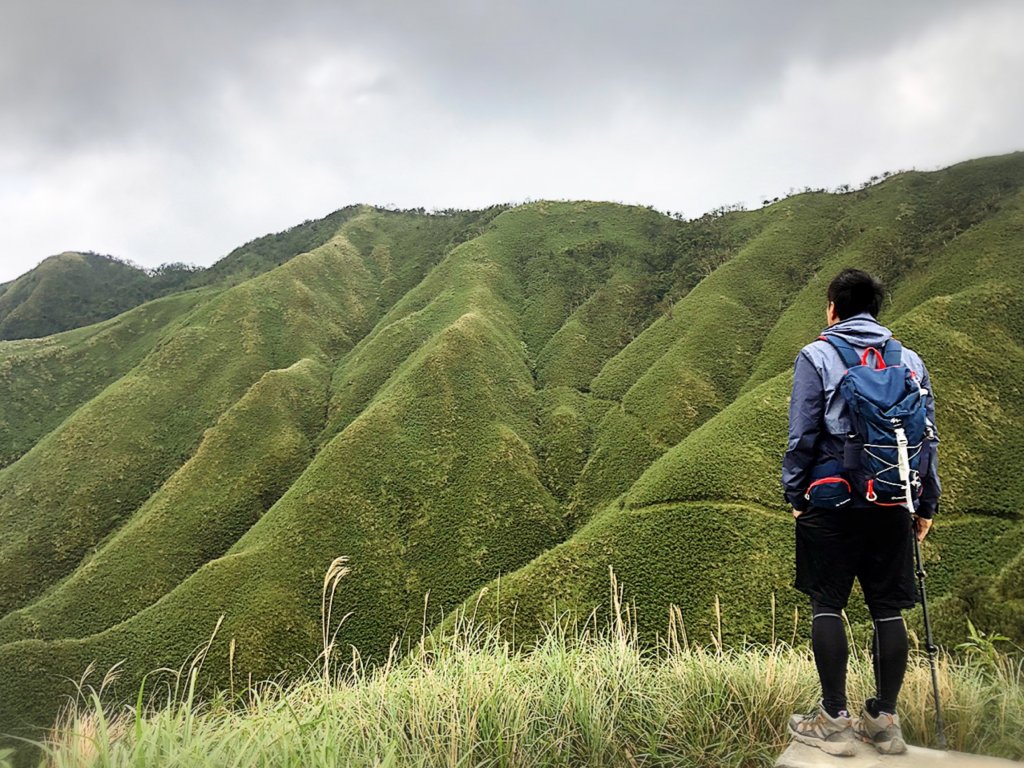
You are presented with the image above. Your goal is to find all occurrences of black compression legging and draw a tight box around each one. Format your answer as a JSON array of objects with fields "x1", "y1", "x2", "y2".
[{"x1": 811, "y1": 599, "x2": 908, "y2": 717}]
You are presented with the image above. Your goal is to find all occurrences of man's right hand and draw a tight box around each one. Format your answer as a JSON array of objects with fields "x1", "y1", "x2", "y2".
[{"x1": 914, "y1": 516, "x2": 932, "y2": 542}]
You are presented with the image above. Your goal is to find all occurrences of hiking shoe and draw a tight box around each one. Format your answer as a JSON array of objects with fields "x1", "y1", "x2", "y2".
[
  {"x1": 787, "y1": 702, "x2": 855, "y2": 757},
  {"x1": 854, "y1": 706, "x2": 907, "y2": 755}
]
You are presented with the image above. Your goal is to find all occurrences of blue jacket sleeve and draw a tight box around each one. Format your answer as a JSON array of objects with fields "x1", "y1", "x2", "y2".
[
  {"x1": 782, "y1": 349, "x2": 824, "y2": 511},
  {"x1": 917, "y1": 365, "x2": 941, "y2": 518}
]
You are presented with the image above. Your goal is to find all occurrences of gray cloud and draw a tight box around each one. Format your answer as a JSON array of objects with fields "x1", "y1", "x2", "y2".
[
  {"x1": 1, "y1": 0, "x2": 1022, "y2": 281},
  {"x1": 1, "y1": 0, "x2": 979, "y2": 144}
]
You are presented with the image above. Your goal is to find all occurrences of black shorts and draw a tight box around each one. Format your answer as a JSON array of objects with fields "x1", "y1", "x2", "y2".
[{"x1": 795, "y1": 504, "x2": 917, "y2": 611}]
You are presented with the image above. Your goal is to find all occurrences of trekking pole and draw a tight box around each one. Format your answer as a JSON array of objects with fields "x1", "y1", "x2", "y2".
[
  {"x1": 913, "y1": 527, "x2": 946, "y2": 750},
  {"x1": 896, "y1": 427, "x2": 946, "y2": 749}
]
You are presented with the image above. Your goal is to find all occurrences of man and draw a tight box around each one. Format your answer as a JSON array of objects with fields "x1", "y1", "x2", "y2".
[{"x1": 782, "y1": 268, "x2": 940, "y2": 756}]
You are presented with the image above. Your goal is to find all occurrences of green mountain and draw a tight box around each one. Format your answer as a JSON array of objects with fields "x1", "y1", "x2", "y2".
[
  {"x1": 0, "y1": 208, "x2": 373, "y2": 341},
  {"x1": 1, "y1": 155, "x2": 1023, "y2": 751},
  {"x1": 0, "y1": 252, "x2": 164, "y2": 340}
]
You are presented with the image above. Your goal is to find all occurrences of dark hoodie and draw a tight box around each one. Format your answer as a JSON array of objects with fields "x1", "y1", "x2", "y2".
[{"x1": 782, "y1": 312, "x2": 940, "y2": 516}]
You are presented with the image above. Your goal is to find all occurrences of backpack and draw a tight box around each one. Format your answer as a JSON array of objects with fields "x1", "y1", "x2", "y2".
[{"x1": 819, "y1": 336, "x2": 934, "y2": 509}]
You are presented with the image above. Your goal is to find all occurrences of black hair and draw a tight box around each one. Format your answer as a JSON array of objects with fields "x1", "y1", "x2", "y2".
[{"x1": 827, "y1": 268, "x2": 884, "y2": 320}]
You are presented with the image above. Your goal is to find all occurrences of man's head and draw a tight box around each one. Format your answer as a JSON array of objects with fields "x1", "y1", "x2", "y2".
[{"x1": 826, "y1": 268, "x2": 884, "y2": 326}]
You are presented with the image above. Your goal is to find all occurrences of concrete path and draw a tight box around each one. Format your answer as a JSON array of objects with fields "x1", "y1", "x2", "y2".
[{"x1": 777, "y1": 740, "x2": 1023, "y2": 768}]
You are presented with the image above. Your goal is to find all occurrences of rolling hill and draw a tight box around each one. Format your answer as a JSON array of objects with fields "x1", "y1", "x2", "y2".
[
  {"x1": 0, "y1": 204, "x2": 496, "y2": 342},
  {"x1": 0, "y1": 252, "x2": 169, "y2": 341},
  {"x1": 1, "y1": 154, "x2": 1022, "y2": 752}
]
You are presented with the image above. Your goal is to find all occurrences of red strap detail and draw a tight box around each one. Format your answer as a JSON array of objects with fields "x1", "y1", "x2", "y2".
[
  {"x1": 865, "y1": 478, "x2": 908, "y2": 506},
  {"x1": 861, "y1": 347, "x2": 886, "y2": 369},
  {"x1": 818, "y1": 335, "x2": 829, "y2": 342},
  {"x1": 807, "y1": 476, "x2": 851, "y2": 493}
]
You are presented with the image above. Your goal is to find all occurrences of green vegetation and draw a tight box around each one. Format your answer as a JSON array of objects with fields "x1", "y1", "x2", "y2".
[
  {"x1": 0, "y1": 357, "x2": 330, "y2": 644},
  {"x1": 0, "y1": 205, "x2": 502, "y2": 342},
  {"x1": 0, "y1": 289, "x2": 214, "y2": 469},
  {"x1": 1, "y1": 153, "x2": 1023, "y2": 759},
  {"x1": 37, "y1": 598, "x2": 1024, "y2": 767},
  {"x1": 0, "y1": 252, "x2": 203, "y2": 341},
  {"x1": 0, "y1": 210, "x2": 377, "y2": 341},
  {"x1": 456, "y1": 153, "x2": 1024, "y2": 658}
]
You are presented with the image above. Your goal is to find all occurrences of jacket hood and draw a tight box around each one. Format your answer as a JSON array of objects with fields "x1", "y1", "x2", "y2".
[{"x1": 820, "y1": 312, "x2": 892, "y2": 348}]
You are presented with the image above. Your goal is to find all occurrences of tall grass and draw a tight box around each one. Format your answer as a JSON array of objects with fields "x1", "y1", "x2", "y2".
[{"x1": 37, "y1": 568, "x2": 1024, "y2": 768}]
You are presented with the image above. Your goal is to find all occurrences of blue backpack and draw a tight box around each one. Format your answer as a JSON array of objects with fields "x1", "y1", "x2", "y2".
[{"x1": 821, "y1": 336, "x2": 933, "y2": 508}]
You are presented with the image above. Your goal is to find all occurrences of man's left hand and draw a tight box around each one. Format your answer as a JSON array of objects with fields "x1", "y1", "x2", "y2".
[{"x1": 792, "y1": 508, "x2": 802, "y2": 519}]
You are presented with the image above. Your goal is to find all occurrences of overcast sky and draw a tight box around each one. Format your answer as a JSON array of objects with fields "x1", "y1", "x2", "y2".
[{"x1": 1, "y1": 0, "x2": 1022, "y2": 283}]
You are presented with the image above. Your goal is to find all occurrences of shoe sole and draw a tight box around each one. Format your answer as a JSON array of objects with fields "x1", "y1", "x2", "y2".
[
  {"x1": 855, "y1": 729, "x2": 907, "y2": 755},
  {"x1": 790, "y1": 729, "x2": 856, "y2": 757}
]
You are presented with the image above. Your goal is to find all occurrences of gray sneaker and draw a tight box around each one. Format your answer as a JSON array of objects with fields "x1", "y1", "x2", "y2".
[
  {"x1": 854, "y1": 707, "x2": 907, "y2": 755},
  {"x1": 788, "y1": 702, "x2": 856, "y2": 757}
]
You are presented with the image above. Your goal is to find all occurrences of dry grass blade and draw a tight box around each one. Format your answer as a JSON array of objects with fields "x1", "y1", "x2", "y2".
[{"x1": 319, "y1": 555, "x2": 352, "y2": 682}]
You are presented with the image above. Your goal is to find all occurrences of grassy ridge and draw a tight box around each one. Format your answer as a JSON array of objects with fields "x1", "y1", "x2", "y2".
[
  {"x1": 0, "y1": 234, "x2": 377, "y2": 617},
  {"x1": 0, "y1": 204, "x2": 495, "y2": 343},
  {"x1": 0, "y1": 357, "x2": 329, "y2": 645},
  {"x1": 0, "y1": 210, "x2": 358, "y2": 342},
  {"x1": 0, "y1": 211, "x2": 536, "y2": 746},
  {"x1": 616, "y1": 195, "x2": 843, "y2": 447},
  {"x1": 1, "y1": 154, "x2": 1024, "y2": 756},
  {"x1": 0, "y1": 239, "x2": 565, "y2": 744},
  {"x1": 0, "y1": 253, "x2": 163, "y2": 341},
  {"x1": 454, "y1": 501, "x2": 799, "y2": 649},
  {"x1": 0, "y1": 289, "x2": 213, "y2": 469},
  {"x1": 0, "y1": 206, "x2": 501, "y2": 613},
  {"x1": 567, "y1": 197, "x2": 844, "y2": 516},
  {"x1": 450, "y1": 155, "x2": 1024, "y2": 653},
  {"x1": 566, "y1": 405, "x2": 661, "y2": 527},
  {"x1": 188, "y1": 207, "x2": 363, "y2": 289}
]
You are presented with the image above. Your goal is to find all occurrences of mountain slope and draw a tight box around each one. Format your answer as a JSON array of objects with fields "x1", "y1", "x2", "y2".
[
  {"x1": 0, "y1": 212, "x2": 365, "y2": 341},
  {"x1": 0, "y1": 205, "x2": 500, "y2": 342},
  {"x1": 0, "y1": 288, "x2": 214, "y2": 469},
  {"x1": 1, "y1": 153, "x2": 1023, "y2": 753},
  {"x1": 457, "y1": 153, "x2": 1024, "y2": 646},
  {"x1": 0, "y1": 252, "x2": 200, "y2": 341}
]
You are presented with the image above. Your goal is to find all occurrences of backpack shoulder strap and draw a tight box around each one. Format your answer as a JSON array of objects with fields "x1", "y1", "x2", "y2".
[
  {"x1": 882, "y1": 339, "x2": 903, "y2": 367},
  {"x1": 819, "y1": 335, "x2": 860, "y2": 368}
]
